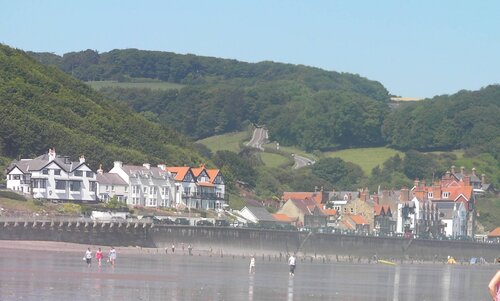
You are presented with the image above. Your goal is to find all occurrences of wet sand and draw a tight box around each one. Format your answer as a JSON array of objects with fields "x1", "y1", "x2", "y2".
[{"x1": 0, "y1": 240, "x2": 497, "y2": 300}]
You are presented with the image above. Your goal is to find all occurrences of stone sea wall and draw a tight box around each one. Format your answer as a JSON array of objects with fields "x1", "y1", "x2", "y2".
[{"x1": 1, "y1": 221, "x2": 498, "y2": 262}]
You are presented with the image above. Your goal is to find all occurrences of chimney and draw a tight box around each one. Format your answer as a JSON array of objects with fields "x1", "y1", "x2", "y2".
[
  {"x1": 414, "y1": 178, "x2": 420, "y2": 188},
  {"x1": 451, "y1": 165, "x2": 455, "y2": 174},
  {"x1": 463, "y1": 175, "x2": 470, "y2": 186},
  {"x1": 79, "y1": 155, "x2": 85, "y2": 164},
  {"x1": 481, "y1": 174, "x2": 486, "y2": 185},
  {"x1": 373, "y1": 194, "x2": 379, "y2": 204},
  {"x1": 97, "y1": 164, "x2": 103, "y2": 175},
  {"x1": 471, "y1": 168, "x2": 476, "y2": 176},
  {"x1": 314, "y1": 186, "x2": 318, "y2": 192},
  {"x1": 143, "y1": 163, "x2": 151, "y2": 170},
  {"x1": 460, "y1": 166, "x2": 465, "y2": 175},
  {"x1": 157, "y1": 164, "x2": 166, "y2": 170},
  {"x1": 48, "y1": 148, "x2": 56, "y2": 161},
  {"x1": 113, "y1": 161, "x2": 123, "y2": 169},
  {"x1": 400, "y1": 187, "x2": 409, "y2": 203}
]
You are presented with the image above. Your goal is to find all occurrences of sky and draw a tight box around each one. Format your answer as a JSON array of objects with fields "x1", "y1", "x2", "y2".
[{"x1": 1, "y1": 0, "x2": 499, "y2": 98}]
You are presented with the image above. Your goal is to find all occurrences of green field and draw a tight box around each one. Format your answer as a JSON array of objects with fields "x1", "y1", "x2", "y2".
[
  {"x1": 324, "y1": 147, "x2": 403, "y2": 176},
  {"x1": 260, "y1": 152, "x2": 292, "y2": 168},
  {"x1": 87, "y1": 80, "x2": 185, "y2": 91},
  {"x1": 197, "y1": 131, "x2": 250, "y2": 153}
]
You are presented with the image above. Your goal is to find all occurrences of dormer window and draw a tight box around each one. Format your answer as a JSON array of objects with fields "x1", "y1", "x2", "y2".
[
  {"x1": 428, "y1": 192, "x2": 433, "y2": 199},
  {"x1": 74, "y1": 170, "x2": 83, "y2": 177},
  {"x1": 442, "y1": 192, "x2": 450, "y2": 198},
  {"x1": 54, "y1": 170, "x2": 61, "y2": 176}
]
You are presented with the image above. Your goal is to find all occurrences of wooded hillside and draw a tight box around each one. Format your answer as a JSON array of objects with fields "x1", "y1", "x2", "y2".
[
  {"x1": 30, "y1": 49, "x2": 390, "y2": 151},
  {"x1": 0, "y1": 44, "x2": 204, "y2": 170}
]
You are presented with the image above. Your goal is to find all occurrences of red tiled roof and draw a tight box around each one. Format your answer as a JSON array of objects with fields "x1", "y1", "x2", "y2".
[
  {"x1": 374, "y1": 204, "x2": 391, "y2": 216},
  {"x1": 206, "y1": 169, "x2": 220, "y2": 183},
  {"x1": 322, "y1": 209, "x2": 337, "y2": 216},
  {"x1": 273, "y1": 213, "x2": 294, "y2": 222},
  {"x1": 282, "y1": 192, "x2": 323, "y2": 205},
  {"x1": 166, "y1": 166, "x2": 190, "y2": 181},
  {"x1": 488, "y1": 227, "x2": 500, "y2": 238},
  {"x1": 349, "y1": 214, "x2": 368, "y2": 225}
]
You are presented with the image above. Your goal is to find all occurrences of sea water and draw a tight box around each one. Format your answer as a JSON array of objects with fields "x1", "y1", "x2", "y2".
[{"x1": 0, "y1": 248, "x2": 496, "y2": 300}]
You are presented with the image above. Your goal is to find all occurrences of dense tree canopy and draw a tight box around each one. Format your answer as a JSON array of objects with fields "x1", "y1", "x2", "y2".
[
  {"x1": 0, "y1": 44, "x2": 205, "y2": 171},
  {"x1": 30, "y1": 49, "x2": 390, "y2": 151}
]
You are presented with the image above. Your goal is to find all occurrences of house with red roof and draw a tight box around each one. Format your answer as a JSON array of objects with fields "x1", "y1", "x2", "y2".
[
  {"x1": 339, "y1": 214, "x2": 370, "y2": 234},
  {"x1": 166, "y1": 164, "x2": 225, "y2": 210},
  {"x1": 277, "y1": 198, "x2": 327, "y2": 228},
  {"x1": 373, "y1": 204, "x2": 396, "y2": 235}
]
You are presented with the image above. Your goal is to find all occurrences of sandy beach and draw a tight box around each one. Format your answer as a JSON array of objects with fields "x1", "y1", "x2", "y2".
[{"x1": 0, "y1": 239, "x2": 157, "y2": 255}]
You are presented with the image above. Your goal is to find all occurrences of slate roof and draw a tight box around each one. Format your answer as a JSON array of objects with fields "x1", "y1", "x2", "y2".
[
  {"x1": 243, "y1": 206, "x2": 275, "y2": 222},
  {"x1": 96, "y1": 173, "x2": 128, "y2": 185},
  {"x1": 122, "y1": 165, "x2": 167, "y2": 179},
  {"x1": 8, "y1": 154, "x2": 85, "y2": 173}
]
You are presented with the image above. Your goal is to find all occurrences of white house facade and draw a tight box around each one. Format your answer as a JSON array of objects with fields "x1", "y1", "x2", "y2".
[
  {"x1": 5, "y1": 149, "x2": 97, "y2": 202},
  {"x1": 100, "y1": 161, "x2": 176, "y2": 208}
]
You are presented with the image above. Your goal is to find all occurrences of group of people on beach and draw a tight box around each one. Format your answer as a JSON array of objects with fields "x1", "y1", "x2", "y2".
[
  {"x1": 84, "y1": 246, "x2": 116, "y2": 267},
  {"x1": 249, "y1": 253, "x2": 296, "y2": 276}
]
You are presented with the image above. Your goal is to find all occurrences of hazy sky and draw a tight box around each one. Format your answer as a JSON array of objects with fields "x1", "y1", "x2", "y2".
[{"x1": 1, "y1": 0, "x2": 499, "y2": 98}]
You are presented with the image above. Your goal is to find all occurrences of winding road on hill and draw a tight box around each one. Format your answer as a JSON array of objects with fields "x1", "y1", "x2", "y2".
[
  {"x1": 246, "y1": 127, "x2": 268, "y2": 150},
  {"x1": 292, "y1": 154, "x2": 316, "y2": 169},
  {"x1": 247, "y1": 127, "x2": 316, "y2": 169}
]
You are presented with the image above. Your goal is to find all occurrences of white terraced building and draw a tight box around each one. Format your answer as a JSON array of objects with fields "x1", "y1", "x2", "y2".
[
  {"x1": 5, "y1": 149, "x2": 98, "y2": 202},
  {"x1": 97, "y1": 161, "x2": 176, "y2": 208}
]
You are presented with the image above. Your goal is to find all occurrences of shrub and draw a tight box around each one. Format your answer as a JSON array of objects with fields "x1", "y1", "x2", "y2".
[{"x1": 0, "y1": 191, "x2": 27, "y2": 201}]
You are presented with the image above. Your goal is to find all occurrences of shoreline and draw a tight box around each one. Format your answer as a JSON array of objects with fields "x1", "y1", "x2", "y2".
[{"x1": 1, "y1": 240, "x2": 497, "y2": 266}]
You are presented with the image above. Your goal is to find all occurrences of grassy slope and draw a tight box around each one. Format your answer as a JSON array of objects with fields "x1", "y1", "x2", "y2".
[
  {"x1": 197, "y1": 131, "x2": 250, "y2": 153},
  {"x1": 87, "y1": 80, "x2": 184, "y2": 91},
  {"x1": 260, "y1": 153, "x2": 292, "y2": 168},
  {"x1": 324, "y1": 147, "x2": 403, "y2": 176}
]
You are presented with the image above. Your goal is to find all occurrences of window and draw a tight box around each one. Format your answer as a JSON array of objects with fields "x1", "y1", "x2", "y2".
[
  {"x1": 149, "y1": 198, "x2": 156, "y2": 206},
  {"x1": 143, "y1": 187, "x2": 148, "y2": 193},
  {"x1": 111, "y1": 185, "x2": 115, "y2": 192},
  {"x1": 428, "y1": 192, "x2": 433, "y2": 198},
  {"x1": 350, "y1": 208, "x2": 354, "y2": 214},
  {"x1": 54, "y1": 169, "x2": 61, "y2": 176},
  {"x1": 13, "y1": 175, "x2": 21, "y2": 180},
  {"x1": 442, "y1": 192, "x2": 450, "y2": 198},
  {"x1": 90, "y1": 181, "x2": 97, "y2": 192},
  {"x1": 86, "y1": 171, "x2": 94, "y2": 178},
  {"x1": 150, "y1": 187, "x2": 156, "y2": 194},
  {"x1": 42, "y1": 169, "x2": 49, "y2": 175},
  {"x1": 132, "y1": 185, "x2": 139, "y2": 194},
  {"x1": 55, "y1": 180, "x2": 66, "y2": 190},
  {"x1": 125, "y1": 186, "x2": 129, "y2": 193},
  {"x1": 70, "y1": 181, "x2": 81, "y2": 192},
  {"x1": 74, "y1": 170, "x2": 83, "y2": 177}
]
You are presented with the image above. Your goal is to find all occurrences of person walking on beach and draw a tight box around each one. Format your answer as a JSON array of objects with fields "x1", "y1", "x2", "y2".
[
  {"x1": 288, "y1": 254, "x2": 296, "y2": 276},
  {"x1": 188, "y1": 244, "x2": 193, "y2": 256},
  {"x1": 109, "y1": 246, "x2": 117, "y2": 267},
  {"x1": 171, "y1": 243, "x2": 175, "y2": 253},
  {"x1": 84, "y1": 247, "x2": 92, "y2": 267},
  {"x1": 96, "y1": 248, "x2": 103, "y2": 267},
  {"x1": 249, "y1": 255, "x2": 256, "y2": 274},
  {"x1": 488, "y1": 270, "x2": 500, "y2": 301}
]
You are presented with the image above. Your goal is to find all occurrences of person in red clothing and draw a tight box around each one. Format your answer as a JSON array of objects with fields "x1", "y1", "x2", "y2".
[{"x1": 96, "y1": 248, "x2": 103, "y2": 267}]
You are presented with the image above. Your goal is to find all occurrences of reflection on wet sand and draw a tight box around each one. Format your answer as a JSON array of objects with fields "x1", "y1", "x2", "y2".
[
  {"x1": 0, "y1": 247, "x2": 496, "y2": 301},
  {"x1": 248, "y1": 274, "x2": 254, "y2": 301},
  {"x1": 287, "y1": 276, "x2": 294, "y2": 301}
]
